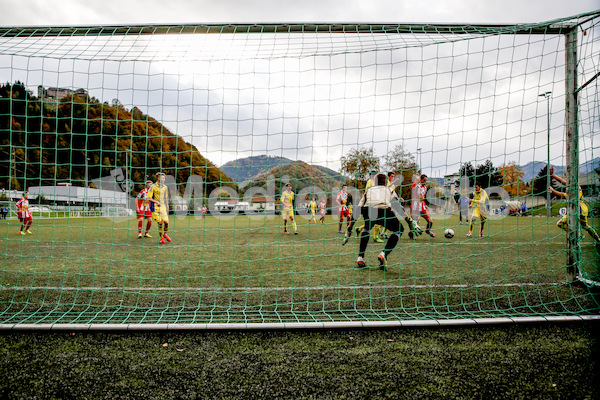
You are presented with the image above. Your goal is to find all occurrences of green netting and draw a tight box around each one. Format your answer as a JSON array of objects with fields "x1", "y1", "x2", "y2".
[{"x1": 1, "y1": 12, "x2": 599, "y2": 327}]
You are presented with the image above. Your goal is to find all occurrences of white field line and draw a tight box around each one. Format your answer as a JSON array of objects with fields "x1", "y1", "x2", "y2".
[
  {"x1": 28, "y1": 241, "x2": 569, "y2": 248},
  {"x1": 1, "y1": 282, "x2": 567, "y2": 292}
]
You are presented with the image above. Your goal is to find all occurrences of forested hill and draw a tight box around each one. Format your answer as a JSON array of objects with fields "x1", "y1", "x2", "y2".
[
  {"x1": 220, "y1": 155, "x2": 295, "y2": 183},
  {"x1": 221, "y1": 155, "x2": 344, "y2": 188},
  {"x1": 246, "y1": 160, "x2": 345, "y2": 195},
  {"x1": 0, "y1": 82, "x2": 233, "y2": 194}
]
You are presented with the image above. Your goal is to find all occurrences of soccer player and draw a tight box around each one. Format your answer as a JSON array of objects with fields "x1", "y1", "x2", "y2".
[
  {"x1": 411, "y1": 174, "x2": 435, "y2": 237},
  {"x1": 347, "y1": 192, "x2": 354, "y2": 221},
  {"x1": 355, "y1": 173, "x2": 404, "y2": 270},
  {"x1": 336, "y1": 185, "x2": 351, "y2": 233},
  {"x1": 318, "y1": 198, "x2": 326, "y2": 223},
  {"x1": 148, "y1": 172, "x2": 171, "y2": 244},
  {"x1": 519, "y1": 202, "x2": 527, "y2": 217},
  {"x1": 307, "y1": 196, "x2": 318, "y2": 224},
  {"x1": 355, "y1": 170, "x2": 384, "y2": 243},
  {"x1": 548, "y1": 166, "x2": 600, "y2": 244},
  {"x1": 380, "y1": 171, "x2": 398, "y2": 239},
  {"x1": 341, "y1": 192, "x2": 359, "y2": 244},
  {"x1": 458, "y1": 192, "x2": 470, "y2": 224},
  {"x1": 136, "y1": 180, "x2": 153, "y2": 238},
  {"x1": 16, "y1": 191, "x2": 33, "y2": 235},
  {"x1": 201, "y1": 205, "x2": 208, "y2": 219},
  {"x1": 280, "y1": 183, "x2": 298, "y2": 235},
  {"x1": 467, "y1": 183, "x2": 489, "y2": 237},
  {"x1": 383, "y1": 171, "x2": 421, "y2": 240}
]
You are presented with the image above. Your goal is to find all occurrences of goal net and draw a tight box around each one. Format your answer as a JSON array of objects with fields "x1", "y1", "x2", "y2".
[{"x1": 0, "y1": 12, "x2": 599, "y2": 328}]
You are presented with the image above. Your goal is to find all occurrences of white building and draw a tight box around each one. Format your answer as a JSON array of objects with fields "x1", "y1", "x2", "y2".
[
  {"x1": 250, "y1": 195, "x2": 275, "y2": 212},
  {"x1": 0, "y1": 189, "x2": 26, "y2": 202},
  {"x1": 27, "y1": 185, "x2": 130, "y2": 211},
  {"x1": 443, "y1": 173, "x2": 461, "y2": 195},
  {"x1": 38, "y1": 86, "x2": 88, "y2": 101}
]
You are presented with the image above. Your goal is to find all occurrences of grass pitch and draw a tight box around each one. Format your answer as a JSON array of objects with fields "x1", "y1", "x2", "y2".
[
  {"x1": 1, "y1": 322, "x2": 599, "y2": 399},
  {"x1": 1, "y1": 213, "x2": 599, "y2": 398},
  {"x1": 1, "y1": 212, "x2": 599, "y2": 325}
]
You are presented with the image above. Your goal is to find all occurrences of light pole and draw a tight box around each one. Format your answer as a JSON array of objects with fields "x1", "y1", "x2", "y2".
[
  {"x1": 125, "y1": 149, "x2": 130, "y2": 185},
  {"x1": 85, "y1": 157, "x2": 90, "y2": 213},
  {"x1": 417, "y1": 148, "x2": 422, "y2": 173},
  {"x1": 539, "y1": 91, "x2": 552, "y2": 217}
]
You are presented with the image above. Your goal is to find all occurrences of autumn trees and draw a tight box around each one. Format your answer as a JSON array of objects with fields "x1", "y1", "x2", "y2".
[
  {"x1": 0, "y1": 82, "x2": 232, "y2": 195},
  {"x1": 341, "y1": 145, "x2": 531, "y2": 198}
]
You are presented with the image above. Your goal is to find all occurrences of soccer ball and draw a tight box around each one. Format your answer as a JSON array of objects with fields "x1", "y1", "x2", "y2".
[{"x1": 444, "y1": 229, "x2": 455, "y2": 239}]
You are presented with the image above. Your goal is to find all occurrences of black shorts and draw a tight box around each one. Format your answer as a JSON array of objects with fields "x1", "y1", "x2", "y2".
[{"x1": 360, "y1": 207, "x2": 402, "y2": 234}]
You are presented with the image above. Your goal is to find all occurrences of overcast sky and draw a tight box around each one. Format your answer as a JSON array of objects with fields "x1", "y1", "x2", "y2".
[
  {"x1": 1, "y1": 1, "x2": 599, "y2": 177},
  {"x1": 0, "y1": 0, "x2": 598, "y2": 25}
]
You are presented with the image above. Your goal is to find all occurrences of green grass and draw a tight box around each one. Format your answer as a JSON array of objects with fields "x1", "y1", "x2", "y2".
[
  {"x1": 1, "y1": 214, "x2": 599, "y2": 324},
  {"x1": 528, "y1": 201, "x2": 568, "y2": 217},
  {"x1": 1, "y1": 214, "x2": 600, "y2": 398},
  {"x1": 0, "y1": 322, "x2": 598, "y2": 399}
]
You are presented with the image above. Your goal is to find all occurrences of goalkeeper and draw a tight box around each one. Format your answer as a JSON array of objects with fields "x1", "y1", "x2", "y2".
[
  {"x1": 344, "y1": 185, "x2": 421, "y2": 246},
  {"x1": 355, "y1": 170, "x2": 384, "y2": 242},
  {"x1": 354, "y1": 173, "x2": 420, "y2": 270},
  {"x1": 548, "y1": 166, "x2": 600, "y2": 245}
]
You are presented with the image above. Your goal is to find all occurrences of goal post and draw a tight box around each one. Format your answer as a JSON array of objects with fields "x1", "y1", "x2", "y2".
[{"x1": 0, "y1": 11, "x2": 599, "y2": 328}]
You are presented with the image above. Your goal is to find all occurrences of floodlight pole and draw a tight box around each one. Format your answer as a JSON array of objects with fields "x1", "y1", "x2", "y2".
[
  {"x1": 538, "y1": 91, "x2": 552, "y2": 217},
  {"x1": 125, "y1": 149, "x2": 130, "y2": 189},
  {"x1": 85, "y1": 157, "x2": 90, "y2": 213}
]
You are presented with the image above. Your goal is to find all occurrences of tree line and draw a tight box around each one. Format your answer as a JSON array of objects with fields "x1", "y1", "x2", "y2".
[
  {"x1": 340, "y1": 145, "x2": 552, "y2": 199},
  {"x1": 0, "y1": 82, "x2": 233, "y2": 195}
]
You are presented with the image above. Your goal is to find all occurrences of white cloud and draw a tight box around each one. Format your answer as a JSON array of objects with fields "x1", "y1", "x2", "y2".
[
  {"x1": 1, "y1": 4, "x2": 598, "y2": 176},
  {"x1": 1, "y1": 0, "x2": 598, "y2": 26}
]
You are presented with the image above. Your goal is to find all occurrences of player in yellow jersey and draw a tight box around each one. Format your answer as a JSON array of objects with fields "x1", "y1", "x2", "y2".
[
  {"x1": 280, "y1": 183, "x2": 298, "y2": 235},
  {"x1": 548, "y1": 166, "x2": 599, "y2": 244},
  {"x1": 148, "y1": 172, "x2": 171, "y2": 244},
  {"x1": 307, "y1": 196, "x2": 317, "y2": 224},
  {"x1": 467, "y1": 183, "x2": 489, "y2": 237},
  {"x1": 347, "y1": 193, "x2": 353, "y2": 220}
]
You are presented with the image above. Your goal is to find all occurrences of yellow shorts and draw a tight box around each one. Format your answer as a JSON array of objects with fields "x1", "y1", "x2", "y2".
[
  {"x1": 471, "y1": 209, "x2": 488, "y2": 222},
  {"x1": 281, "y1": 208, "x2": 294, "y2": 220},
  {"x1": 580, "y1": 202, "x2": 589, "y2": 218},
  {"x1": 152, "y1": 208, "x2": 169, "y2": 223},
  {"x1": 559, "y1": 211, "x2": 589, "y2": 227}
]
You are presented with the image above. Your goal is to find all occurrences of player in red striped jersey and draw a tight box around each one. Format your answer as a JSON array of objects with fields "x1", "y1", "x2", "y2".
[
  {"x1": 16, "y1": 191, "x2": 33, "y2": 235},
  {"x1": 318, "y1": 199, "x2": 326, "y2": 223},
  {"x1": 136, "y1": 180, "x2": 154, "y2": 238},
  {"x1": 336, "y1": 185, "x2": 351, "y2": 233},
  {"x1": 411, "y1": 174, "x2": 435, "y2": 238}
]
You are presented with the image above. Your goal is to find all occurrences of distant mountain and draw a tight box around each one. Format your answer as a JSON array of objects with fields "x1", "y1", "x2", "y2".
[
  {"x1": 580, "y1": 157, "x2": 600, "y2": 174},
  {"x1": 220, "y1": 155, "x2": 294, "y2": 183},
  {"x1": 521, "y1": 157, "x2": 599, "y2": 182},
  {"x1": 520, "y1": 162, "x2": 564, "y2": 183},
  {"x1": 221, "y1": 155, "x2": 344, "y2": 187}
]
